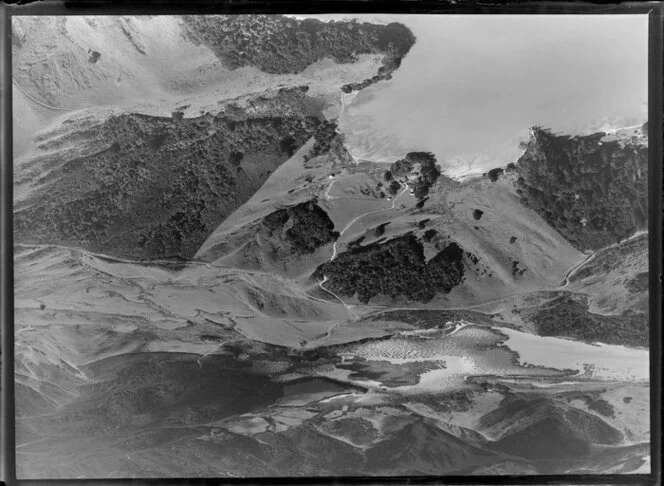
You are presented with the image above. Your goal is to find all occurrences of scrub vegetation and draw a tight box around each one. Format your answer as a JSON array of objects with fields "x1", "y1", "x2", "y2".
[
  {"x1": 515, "y1": 127, "x2": 647, "y2": 251},
  {"x1": 182, "y1": 15, "x2": 415, "y2": 77},
  {"x1": 315, "y1": 233, "x2": 467, "y2": 303}
]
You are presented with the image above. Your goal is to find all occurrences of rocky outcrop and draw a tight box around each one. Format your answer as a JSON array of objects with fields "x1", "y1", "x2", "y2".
[
  {"x1": 14, "y1": 87, "x2": 323, "y2": 259},
  {"x1": 515, "y1": 126, "x2": 647, "y2": 251},
  {"x1": 314, "y1": 232, "x2": 468, "y2": 304}
]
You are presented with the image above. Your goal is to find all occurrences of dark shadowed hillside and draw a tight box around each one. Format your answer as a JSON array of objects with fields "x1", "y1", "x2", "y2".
[
  {"x1": 14, "y1": 88, "x2": 323, "y2": 259},
  {"x1": 314, "y1": 233, "x2": 471, "y2": 304},
  {"x1": 387, "y1": 151, "x2": 441, "y2": 199},
  {"x1": 481, "y1": 395, "x2": 625, "y2": 468},
  {"x1": 261, "y1": 201, "x2": 340, "y2": 255},
  {"x1": 12, "y1": 14, "x2": 651, "y2": 480},
  {"x1": 519, "y1": 294, "x2": 648, "y2": 347},
  {"x1": 181, "y1": 15, "x2": 415, "y2": 78},
  {"x1": 364, "y1": 418, "x2": 501, "y2": 475},
  {"x1": 515, "y1": 126, "x2": 647, "y2": 251}
]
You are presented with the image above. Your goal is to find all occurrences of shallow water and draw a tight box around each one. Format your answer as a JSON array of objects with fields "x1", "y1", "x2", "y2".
[
  {"x1": 341, "y1": 327, "x2": 560, "y2": 393},
  {"x1": 335, "y1": 14, "x2": 648, "y2": 176},
  {"x1": 499, "y1": 328, "x2": 650, "y2": 382}
]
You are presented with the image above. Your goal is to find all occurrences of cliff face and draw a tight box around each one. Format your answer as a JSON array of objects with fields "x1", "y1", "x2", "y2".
[
  {"x1": 14, "y1": 87, "x2": 323, "y2": 260},
  {"x1": 181, "y1": 15, "x2": 415, "y2": 77},
  {"x1": 515, "y1": 126, "x2": 647, "y2": 251}
]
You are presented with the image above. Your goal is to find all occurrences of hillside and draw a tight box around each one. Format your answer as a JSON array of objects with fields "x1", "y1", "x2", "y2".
[
  {"x1": 12, "y1": 15, "x2": 412, "y2": 159},
  {"x1": 12, "y1": 14, "x2": 651, "y2": 480},
  {"x1": 566, "y1": 231, "x2": 648, "y2": 315},
  {"x1": 314, "y1": 233, "x2": 468, "y2": 304},
  {"x1": 181, "y1": 15, "x2": 414, "y2": 77},
  {"x1": 197, "y1": 133, "x2": 589, "y2": 306},
  {"x1": 13, "y1": 15, "x2": 416, "y2": 260},
  {"x1": 14, "y1": 88, "x2": 323, "y2": 259},
  {"x1": 514, "y1": 126, "x2": 647, "y2": 251}
]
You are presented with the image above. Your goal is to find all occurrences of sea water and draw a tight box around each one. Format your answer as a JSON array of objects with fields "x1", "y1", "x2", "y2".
[{"x1": 335, "y1": 14, "x2": 648, "y2": 177}]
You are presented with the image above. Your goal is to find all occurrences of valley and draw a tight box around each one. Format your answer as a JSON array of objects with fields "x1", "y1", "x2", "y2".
[{"x1": 11, "y1": 13, "x2": 651, "y2": 479}]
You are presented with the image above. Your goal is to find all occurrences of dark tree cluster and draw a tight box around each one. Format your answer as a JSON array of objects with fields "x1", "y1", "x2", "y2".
[
  {"x1": 307, "y1": 120, "x2": 339, "y2": 160},
  {"x1": 279, "y1": 136, "x2": 298, "y2": 157},
  {"x1": 560, "y1": 390, "x2": 615, "y2": 418},
  {"x1": 263, "y1": 201, "x2": 339, "y2": 255},
  {"x1": 422, "y1": 229, "x2": 437, "y2": 242},
  {"x1": 514, "y1": 126, "x2": 648, "y2": 251},
  {"x1": 527, "y1": 295, "x2": 648, "y2": 347},
  {"x1": 14, "y1": 88, "x2": 321, "y2": 260},
  {"x1": 511, "y1": 260, "x2": 526, "y2": 278},
  {"x1": 88, "y1": 49, "x2": 101, "y2": 63},
  {"x1": 386, "y1": 152, "x2": 441, "y2": 199},
  {"x1": 182, "y1": 15, "x2": 414, "y2": 77},
  {"x1": 466, "y1": 252, "x2": 479, "y2": 265},
  {"x1": 374, "y1": 222, "x2": 390, "y2": 237},
  {"x1": 584, "y1": 396, "x2": 616, "y2": 418},
  {"x1": 341, "y1": 23, "x2": 416, "y2": 93},
  {"x1": 472, "y1": 209, "x2": 484, "y2": 221},
  {"x1": 387, "y1": 180, "x2": 402, "y2": 195},
  {"x1": 314, "y1": 233, "x2": 465, "y2": 304},
  {"x1": 487, "y1": 167, "x2": 504, "y2": 182}
]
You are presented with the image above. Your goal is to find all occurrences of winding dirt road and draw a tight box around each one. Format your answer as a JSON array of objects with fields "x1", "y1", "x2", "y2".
[
  {"x1": 13, "y1": 80, "x2": 74, "y2": 112},
  {"x1": 317, "y1": 186, "x2": 409, "y2": 319},
  {"x1": 15, "y1": 243, "x2": 214, "y2": 270},
  {"x1": 561, "y1": 229, "x2": 647, "y2": 287}
]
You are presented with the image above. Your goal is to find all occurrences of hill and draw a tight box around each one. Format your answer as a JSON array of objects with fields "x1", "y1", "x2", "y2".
[{"x1": 514, "y1": 126, "x2": 647, "y2": 251}]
